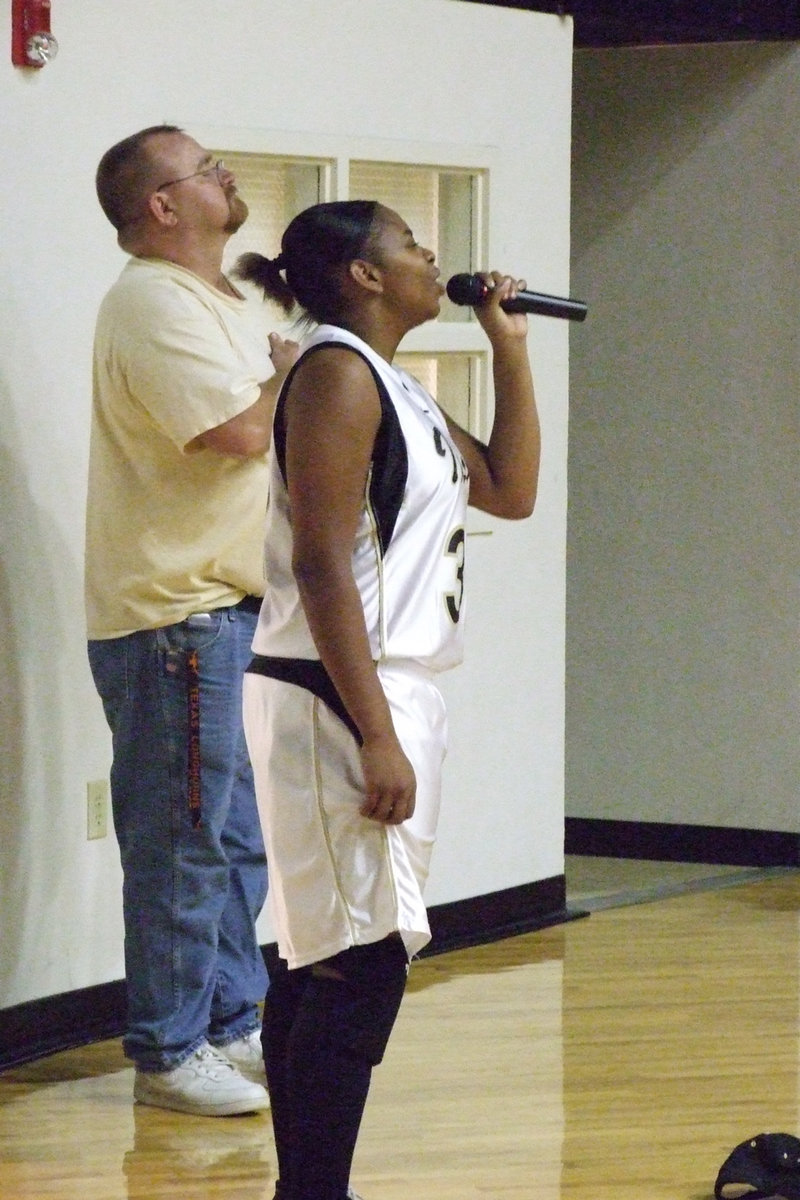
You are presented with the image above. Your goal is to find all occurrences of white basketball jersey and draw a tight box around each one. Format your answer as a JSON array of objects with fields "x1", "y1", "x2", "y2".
[{"x1": 252, "y1": 324, "x2": 469, "y2": 674}]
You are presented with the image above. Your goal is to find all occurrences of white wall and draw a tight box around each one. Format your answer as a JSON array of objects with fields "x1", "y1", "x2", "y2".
[
  {"x1": 0, "y1": 0, "x2": 572, "y2": 1008},
  {"x1": 567, "y1": 42, "x2": 799, "y2": 832}
]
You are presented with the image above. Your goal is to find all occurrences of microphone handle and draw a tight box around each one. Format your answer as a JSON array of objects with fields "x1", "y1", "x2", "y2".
[{"x1": 501, "y1": 290, "x2": 588, "y2": 321}]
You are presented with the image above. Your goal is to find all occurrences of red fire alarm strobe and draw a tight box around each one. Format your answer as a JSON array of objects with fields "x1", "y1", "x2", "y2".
[{"x1": 12, "y1": 0, "x2": 58, "y2": 67}]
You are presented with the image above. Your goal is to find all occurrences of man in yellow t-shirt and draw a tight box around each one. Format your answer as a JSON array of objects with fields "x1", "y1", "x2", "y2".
[{"x1": 86, "y1": 125, "x2": 297, "y2": 1117}]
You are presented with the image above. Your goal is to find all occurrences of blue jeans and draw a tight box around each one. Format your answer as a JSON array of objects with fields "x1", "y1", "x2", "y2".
[{"x1": 88, "y1": 603, "x2": 269, "y2": 1071}]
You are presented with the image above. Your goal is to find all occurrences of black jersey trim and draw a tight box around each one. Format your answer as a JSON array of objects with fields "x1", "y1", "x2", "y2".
[
  {"x1": 246, "y1": 654, "x2": 362, "y2": 746},
  {"x1": 272, "y1": 340, "x2": 408, "y2": 557}
]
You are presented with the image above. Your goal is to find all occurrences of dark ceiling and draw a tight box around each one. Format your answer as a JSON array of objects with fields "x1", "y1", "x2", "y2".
[{"x1": 456, "y1": 1, "x2": 800, "y2": 47}]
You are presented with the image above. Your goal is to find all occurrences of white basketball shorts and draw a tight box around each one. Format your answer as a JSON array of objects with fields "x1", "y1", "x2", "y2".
[{"x1": 242, "y1": 659, "x2": 449, "y2": 969}]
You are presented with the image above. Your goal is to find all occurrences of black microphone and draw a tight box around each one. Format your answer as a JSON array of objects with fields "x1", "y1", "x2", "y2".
[{"x1": 446, "y1": 273, "x2": 588, "y2": 322}]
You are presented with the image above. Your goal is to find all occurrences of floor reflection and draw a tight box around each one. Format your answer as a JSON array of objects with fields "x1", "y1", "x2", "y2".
[
  {"x1": 123, "y1": 1103, "x2": 273, "y2": 1199},
  {"x1": 1, "y1": 870, "x2": 799, "y2": 1199}
]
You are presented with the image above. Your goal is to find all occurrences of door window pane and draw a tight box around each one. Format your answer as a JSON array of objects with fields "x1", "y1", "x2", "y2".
[
  {"x1": 209, "y1": 150, "x2": 487, "y2": 433},
  {"x1": 350, "y1": 162, "x2": 478, "y2": 322},
  {"x1": 217, "y1": 154, "x2": 324, "y2": 302},
  {"x1": 395, "y1": 352, "x2": 478, "y2": 430}
]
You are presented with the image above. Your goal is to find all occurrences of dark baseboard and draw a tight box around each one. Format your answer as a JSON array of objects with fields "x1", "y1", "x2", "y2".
[
  {"x1": 566, "y1": 817, "x2": 800, "y2": 867},
  {"x1": 0, "y1": 874, "x2": 575, "y2": 1072},
  {"x1": 424, "y1": 873, "x2": 582, "y2": 955},
  {"x1": 0, "y1": 980, "x2": 128, "y2": 1073}
]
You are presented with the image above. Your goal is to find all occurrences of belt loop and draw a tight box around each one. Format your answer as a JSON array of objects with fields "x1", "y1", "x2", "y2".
[{"x1": 186, "y1": 649, "x2": 202, "y2": 828}]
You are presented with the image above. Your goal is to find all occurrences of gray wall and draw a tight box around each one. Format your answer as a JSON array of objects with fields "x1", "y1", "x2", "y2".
[{"x1": 567, "y1": 43, "x2": 799, "y2": 832}]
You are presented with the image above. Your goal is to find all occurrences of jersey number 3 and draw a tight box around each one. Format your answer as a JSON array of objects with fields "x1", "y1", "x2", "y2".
[{"x1": 444, "y1": 527, "x2": 465, "y2": 624}]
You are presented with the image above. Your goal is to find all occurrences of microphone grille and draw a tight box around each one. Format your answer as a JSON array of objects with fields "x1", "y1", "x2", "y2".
[{"x1": 445, "y1": 273, "x2": 485, "y2": 306}]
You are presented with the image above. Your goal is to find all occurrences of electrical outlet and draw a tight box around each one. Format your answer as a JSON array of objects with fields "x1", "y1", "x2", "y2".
[{"x1": 86, "y1": 779, "x2": 109, "y2": 840}]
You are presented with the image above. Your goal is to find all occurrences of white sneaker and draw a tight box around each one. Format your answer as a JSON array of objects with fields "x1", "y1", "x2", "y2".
[
  {"x1": 133, "y1": 1041, "x2": 269, "y2": 1116},
  {"x1": 216, "y1": 1028, "x2": 268, "y2": 1089}
]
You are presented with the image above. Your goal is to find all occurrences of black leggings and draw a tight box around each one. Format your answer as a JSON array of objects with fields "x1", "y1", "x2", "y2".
[{"x1": 263, "y1": 934, "x2": 409, "y2": 1200}]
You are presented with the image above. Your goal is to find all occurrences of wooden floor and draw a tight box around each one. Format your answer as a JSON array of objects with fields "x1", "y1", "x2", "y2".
[{"x1": 2, "y1": 862, "x2": 799, "y2": 1199}]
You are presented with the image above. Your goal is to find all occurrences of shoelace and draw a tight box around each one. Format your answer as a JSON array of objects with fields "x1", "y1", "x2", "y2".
[{"x1": 194, "y1": 1045, "x2": 240, "y2": 1073}]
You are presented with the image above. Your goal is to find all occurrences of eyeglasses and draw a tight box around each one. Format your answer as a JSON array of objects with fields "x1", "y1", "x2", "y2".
[{"x1": 155, "y1": 159, "x2": 228, "y2": 191}]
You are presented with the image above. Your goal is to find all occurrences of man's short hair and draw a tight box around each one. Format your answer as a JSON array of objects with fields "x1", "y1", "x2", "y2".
[{"x1": 96, "y1": 124, "x2": 183, "y2": 232}]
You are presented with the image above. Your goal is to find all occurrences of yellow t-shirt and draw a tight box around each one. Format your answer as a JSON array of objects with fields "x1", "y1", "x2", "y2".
[{"x1": 85, "y1": 257, "x2": 275, "y2": 638}]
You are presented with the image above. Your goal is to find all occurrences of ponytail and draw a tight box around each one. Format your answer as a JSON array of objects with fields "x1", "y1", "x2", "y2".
[
  {"x1": 234, "y1": 200, "x2": 380, "y2": 327},
  {"x1": 234, "y1": 251, "x2": 294, "y2": 315}
]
